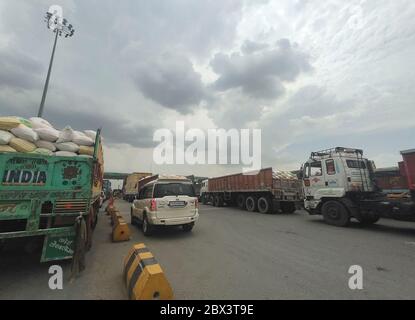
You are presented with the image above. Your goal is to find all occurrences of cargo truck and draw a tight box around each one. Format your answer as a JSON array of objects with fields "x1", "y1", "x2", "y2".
[
  {"x1": 200, "y1": 168, "x2": 302, "y2": 214},
  {"x1": 0, "y1": 130, "x2": 104, "y2": 263},
  {"x1": 300, "y1": 147, "x2": 415, "y2": 227},
  {"x1": 123, "y1": 172, "x2": 152, "y2": 202}
]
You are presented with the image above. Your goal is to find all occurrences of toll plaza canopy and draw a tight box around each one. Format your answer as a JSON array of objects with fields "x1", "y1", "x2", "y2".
[{"x1": 104, "y1": 172, "x2": 129, "y2": 180}]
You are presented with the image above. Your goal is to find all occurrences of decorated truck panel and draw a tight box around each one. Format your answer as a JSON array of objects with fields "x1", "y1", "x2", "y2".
[{"x1": 0, "y1": 130, "x2": 103, "y2": 262}]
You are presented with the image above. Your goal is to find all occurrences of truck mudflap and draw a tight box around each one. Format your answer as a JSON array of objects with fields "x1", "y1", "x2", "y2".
[{"x1": 0, "y1": 226, "x2": 76, "y2": 262}]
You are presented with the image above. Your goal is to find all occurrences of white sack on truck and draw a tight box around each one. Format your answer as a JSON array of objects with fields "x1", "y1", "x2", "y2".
[
  {"x1": 84, "y1": 130, "x2": 97, "y2": 141},
  {"x1": 79, "y1": 145, "x2": 94, "y2": 156},
  {"x1": 11, "y1": 124, "x2": 39, "y2": 142},
  {"x1": 0, "y1": 130, "x2": 14, "y2": 145},
  {"x1": 56, "y1": 142, "x2": 80, "y2": 153},
  {"x1": 34, "y1": 127, "x2": 60, "y2": 142},
  {"x1": 56, "y1": 126, "x2": 74, "y2": 143},
  {"x1": 0, "y1": 117, "x2": 32, "y2": 130},
  {"x1": 29, "y1": 117, "x2": 53, "y2": 129},
  {"x1": 0, "y1": 145, "x2": 17, "y2": 153},
  {"x1": 55, "y1": 151, "x2": 78, "y2": 157},
  {"x1": 32, "y1": 148, "x2": 54, "y2": 156},
  {"x1": 35, "y1": 140, "x2": 57, "y2": 152},
  {"x1": 9, "y1": 138, "x2": 36, "y2": 153},
  {"x1": 72, "y1": 131, "x2": 94, "y2": 146}
]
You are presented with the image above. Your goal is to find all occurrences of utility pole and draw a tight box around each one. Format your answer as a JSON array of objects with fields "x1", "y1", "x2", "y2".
[{"x1": 38, "y1": 6, "x2": 75, "y2": 118}]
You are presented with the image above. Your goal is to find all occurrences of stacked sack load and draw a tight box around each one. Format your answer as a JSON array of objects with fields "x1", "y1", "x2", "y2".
[{"x1": 0, "y1": 116, "x2": 97, "y2": 158}]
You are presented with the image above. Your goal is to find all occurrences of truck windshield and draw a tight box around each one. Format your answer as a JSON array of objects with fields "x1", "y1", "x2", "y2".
[
  {"x1": 154, "y1": 183, "x2": 195, "y2": 198},
  {"x1": 346, "y1": 160, "x2": 366, "y2": 169}
]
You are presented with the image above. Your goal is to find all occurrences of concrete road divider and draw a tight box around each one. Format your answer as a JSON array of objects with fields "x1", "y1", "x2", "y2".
[
  {"x1": 123, "y1": 243, "x2": 174, "y2": 300},
  {"x1": 113, "y1": 217, "x2": 131, "y2": 242},
  {"x1": 111, "y1": 209, "x2": 130, "y2": 242}
]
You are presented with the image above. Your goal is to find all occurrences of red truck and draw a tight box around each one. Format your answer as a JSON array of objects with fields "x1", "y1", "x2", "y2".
[{"x1": 200, "y1": 168, "x2": 302, "y2": 214}]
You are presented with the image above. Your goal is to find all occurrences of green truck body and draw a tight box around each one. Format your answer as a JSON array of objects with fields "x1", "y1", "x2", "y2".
[{"x1": 0, "y1": 130, "x2": 104, "y2": 262}]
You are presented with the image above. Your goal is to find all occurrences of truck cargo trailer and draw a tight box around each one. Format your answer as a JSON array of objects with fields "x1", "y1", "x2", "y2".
[
  {"x1": 0, "y1": 130, "x2": 104, "y2": 263},
  {"x1": 200, "y1": 168, "x2": 302, "y2": 214}
]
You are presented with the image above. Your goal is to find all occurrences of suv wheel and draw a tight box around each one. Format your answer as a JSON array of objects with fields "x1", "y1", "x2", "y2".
[
  {"x1": 322, "y1": 200, "x2": 350, "y2": 227},
  {"x1": 142, "y1": 215, "x2": 154, "y2": 236},
  {"x1": 182, "y1": 223, "x2": 194, "y2": 232},
  {"x1": 130, "y1": 208, "x2": 137, "y2": 226}
]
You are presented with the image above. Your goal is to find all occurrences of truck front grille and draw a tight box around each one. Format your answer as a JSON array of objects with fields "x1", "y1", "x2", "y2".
[{"x1": 55, "y1": 199, "x2": 88, "y2": 214}]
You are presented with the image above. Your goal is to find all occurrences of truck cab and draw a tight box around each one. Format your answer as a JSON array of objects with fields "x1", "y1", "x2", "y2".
[
  {"x1": 301, "y1": 147, "x2": 382, "y2": 226},
  {"x1": 199, "y1": 179, "x2": 209, "y2": 204}
]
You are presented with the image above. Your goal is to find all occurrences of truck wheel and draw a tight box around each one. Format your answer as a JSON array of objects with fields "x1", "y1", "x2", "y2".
[
  {"x1": 86, "y1": 215, "x2": 94, "y2": 251},
  {"x1": 237, "y1": 194, "x2": 246, "y2": 209},
  {"x1": 213, "y1": 196, "x2": 219, "y2": 207},
  {"x1": 358, "y1": 213, "x2": 380, "y2": 226},
  {"x1": 202, "y1": 195, "x2": 208, "y2": 205},
  {"x1": 142, "y1": 215, "x2": 154, "y2": 236},
  {"x1": 217, "y1": 196, "x2": 224, "y2": 207},
  {"x1": 258, "y1": 197, "x2": 272, "y2": 214},
  {"x1": 213, "y1": 195, "x2": 223, "y2": 207},
  {"x1": 91, "y1": 206, "x2": 99, "y2": 229},
  {"x1": 246, "y1": 196, "x2": 257, "y2": 212},
  {"x1": 322, "y1": 201, "x2": 350, "y2": 227},
  {"x1": 281, "y1": 202, "x2": 296, "y2": 214},
  {"x1": 182, "y1": 223, "x2": 194, "y2": 232}
]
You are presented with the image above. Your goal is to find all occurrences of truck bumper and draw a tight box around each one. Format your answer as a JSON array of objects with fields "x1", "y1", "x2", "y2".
[
  {"x1": 149, "y1": 213, "x2": 199, "y2": 226},
  {"x1": 0, "y1": 226, "x2": 74, "y2": 239}
]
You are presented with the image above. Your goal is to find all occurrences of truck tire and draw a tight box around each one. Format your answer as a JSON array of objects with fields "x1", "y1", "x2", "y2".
[
  {"x1": 201, "y1": 195, "x2": 208, "y2": 205},
  {"x1": 258, "y1": 197, "x2": 272, "y2": 214},
  {"x1": 358, "y1": 213, "x2": 380, "y2": 226},
  {"x1": 246, "y1": 196, "x2": 257, "y2": 212},
  {"x1": 213, "y1": 195, "x2": 219, "y2": 207},
  {"x1": 217, "y1": 196, "x2": 224, "y2": 207},
  {"x1": 281, "y1": 202, "x2": 296, "y2": 214},
  {"x1": 237, "y1": 194, "x2": 246, "y2": 209},
  {"x1": 213, "y1": 195, "x2": 224, "y2": 207},
  {"x1": 142, "y1": 214, "x2": 154, "y2": 236},
  {"x1": 91, "y1": 205, "x2": 99, "y2": 229},
  {"x1": 322, "y1": 200, "x2": 350, "y2": 227}
]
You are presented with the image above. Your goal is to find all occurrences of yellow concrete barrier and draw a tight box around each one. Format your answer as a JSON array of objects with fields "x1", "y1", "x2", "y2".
[
  {"x1": 123, "y1": 243, "x2": 173, "y2": 300},
  {"x1": 112, "y1": 213, "x2": 131, "y2": 242}
]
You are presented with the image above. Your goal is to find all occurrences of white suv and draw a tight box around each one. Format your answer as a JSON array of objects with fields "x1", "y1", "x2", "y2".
[{"x1": 130, "y1": 176, "x2": 199, "y2": 236}]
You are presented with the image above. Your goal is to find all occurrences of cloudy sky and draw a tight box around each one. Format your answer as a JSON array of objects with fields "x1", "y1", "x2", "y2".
[{"x1": 1, "y1": 0, "x2": 414, "y2": 179}]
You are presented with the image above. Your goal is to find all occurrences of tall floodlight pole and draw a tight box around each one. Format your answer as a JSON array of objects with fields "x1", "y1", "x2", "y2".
[{"x1": 38, "y1": 7, "x2": 75, "y2": 118}]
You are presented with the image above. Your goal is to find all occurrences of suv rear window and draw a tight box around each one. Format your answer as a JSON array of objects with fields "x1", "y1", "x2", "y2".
[
  {"x1": 346, "y1": 160, "x2": 366, "y2": 169},
  {"x1": 153, "y1": 183, "x2": 195, "y2": 198}
]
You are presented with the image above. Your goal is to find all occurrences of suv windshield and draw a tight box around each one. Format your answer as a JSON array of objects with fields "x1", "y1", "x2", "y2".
[{"x1": 153, "y1": 183, "x2": 195, "y2": 198}]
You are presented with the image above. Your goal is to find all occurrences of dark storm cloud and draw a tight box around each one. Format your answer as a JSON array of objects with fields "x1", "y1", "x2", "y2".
[
  {"x1": 0, "y1": 48, "x2": 43, "y2": 90},
  {"x1": 0, "y1": 93, "x2": 156, "y2": 149},
  {"x1": 108, "y1": 0, "x2": 243, "y2": 58},
  {"x1": 211, "y1": 39, "x2": 312, "y2": 100},
  {"x1": 47, "y1": 108, "x2": 156, "y2": 148},
  {"x1": 132, "y1": 53, "x2": 206, "y2": 113}
]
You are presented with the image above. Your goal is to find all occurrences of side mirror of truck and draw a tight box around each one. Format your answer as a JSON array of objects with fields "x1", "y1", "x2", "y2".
[{"x1": 297, "y1": 168, "x2": 304, "y2": 179}]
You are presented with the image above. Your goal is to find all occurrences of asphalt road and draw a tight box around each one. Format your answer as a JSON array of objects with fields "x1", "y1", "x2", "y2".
[{"x1": 1, "y1": 199, "x2": 415, "y2": 300}]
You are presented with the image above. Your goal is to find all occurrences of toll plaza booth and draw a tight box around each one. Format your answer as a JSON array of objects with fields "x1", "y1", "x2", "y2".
[{"x1": 103, "y1": 172, "x2": 129, "y2": 200}]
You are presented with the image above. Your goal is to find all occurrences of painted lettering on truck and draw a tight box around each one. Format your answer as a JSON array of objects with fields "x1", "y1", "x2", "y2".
[{"x1": 2, "y1": 170, "x2": 47, "y2": 185}]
